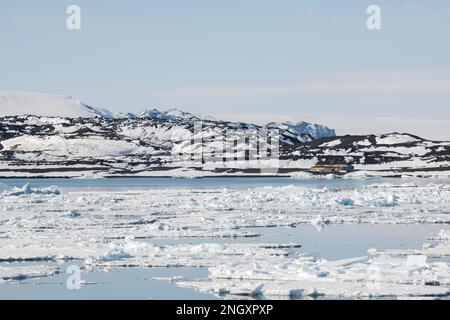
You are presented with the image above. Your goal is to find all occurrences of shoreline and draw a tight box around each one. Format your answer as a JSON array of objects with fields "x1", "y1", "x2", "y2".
[{"x1": 0, "y1": 172, "x2": 448, "y2": 180}]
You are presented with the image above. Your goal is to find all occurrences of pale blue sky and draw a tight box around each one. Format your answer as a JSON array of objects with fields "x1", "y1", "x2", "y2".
[{"x1": 1, "y1": 1, "x2": 450, "y2": 139}]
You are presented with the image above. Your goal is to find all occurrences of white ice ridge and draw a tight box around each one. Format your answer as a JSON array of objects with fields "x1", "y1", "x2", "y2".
[{"x1": 2, "y1": 182, "x2": 450, "y2": 298}]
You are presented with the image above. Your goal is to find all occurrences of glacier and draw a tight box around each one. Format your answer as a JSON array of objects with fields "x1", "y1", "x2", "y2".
[
  {"x1": 0, "y1": 91, "x2": 111, "y2": 118},
  {"x1": 266, "y1": 121, "x2": 336, "y2": 140}
]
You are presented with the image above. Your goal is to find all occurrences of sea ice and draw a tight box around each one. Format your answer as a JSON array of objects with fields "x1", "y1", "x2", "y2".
[
  {"x1": 1, "y1": 183, "x2": 450, "y2": 299},
  {"x1": 0, "y1": 265, "x2": 59, "y2": 282}
]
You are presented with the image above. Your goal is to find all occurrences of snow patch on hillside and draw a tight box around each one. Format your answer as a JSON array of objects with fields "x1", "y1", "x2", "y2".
[{"x1": 376, "y1": 134, "x2": 421, "y2": 145}]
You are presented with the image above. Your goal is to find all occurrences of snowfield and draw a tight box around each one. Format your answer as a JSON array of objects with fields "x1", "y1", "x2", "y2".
[{"x1": 1, "y1": 181, "x2": 450, "y2": 298}]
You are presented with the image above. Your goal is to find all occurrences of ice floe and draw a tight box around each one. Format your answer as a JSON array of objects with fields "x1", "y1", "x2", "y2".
[
  {"x1": 1, "y1": 182, "x2": 450, "y2": 299},
  {"x1": 0, "y1": 182, "x2": 450, "y2": 263},
  {"x1": 176, "y1": 234, "x2": 450, "y2": 299},
  {"x1": 0, "y1": 183, "x2": 60, "y2": 197},
  {"x1": 0, "y1": 265, "x2": 59, "y2": 282}
]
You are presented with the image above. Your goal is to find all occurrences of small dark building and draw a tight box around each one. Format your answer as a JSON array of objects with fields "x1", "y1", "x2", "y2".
[{"x1": 310, "y1": 163, "x2": 354, "y2": 175}]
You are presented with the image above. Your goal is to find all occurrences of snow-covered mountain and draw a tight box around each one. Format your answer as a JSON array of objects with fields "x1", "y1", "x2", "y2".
[
  {"x1": 266, "y1": 121, "x2": 336, "y2": 140},
  {"x1": 0, "y1": 90, "x2": 318, "y2": 177},
  {"x1": 283, "y1": 133, "x2": 449, "y2": 176},
  {"x1": 0, "y1": 112, "x2": 312, "y2": 173},
  {"x1": 0, "y1": 92, "x2": 448, "y2": 178},
  {"x1": 137, "y1": 108, "x2": 172, "y2": 120},
  {"x1": 137, "y1": 108, "x2": 216, "y2": 121}
]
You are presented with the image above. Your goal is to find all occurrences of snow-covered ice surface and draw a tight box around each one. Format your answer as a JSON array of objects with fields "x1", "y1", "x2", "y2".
[{"x1": 1, "y1": 178, "x2": 450, "y2": 299}]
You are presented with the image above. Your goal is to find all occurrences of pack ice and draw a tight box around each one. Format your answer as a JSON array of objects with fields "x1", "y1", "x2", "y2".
[{"x1": 1, "y1": 181, "x2": 450, "y2": 298}]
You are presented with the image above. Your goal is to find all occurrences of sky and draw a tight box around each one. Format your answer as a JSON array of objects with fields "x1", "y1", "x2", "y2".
[{"x1": 1, "y1": 0, "x2": 450, "y2": 140}]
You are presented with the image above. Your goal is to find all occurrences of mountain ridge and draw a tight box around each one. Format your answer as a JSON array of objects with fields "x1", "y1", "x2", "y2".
[
  {"x1": 0, "y1": 92, "x2": 448, "y2": 178},
  {"x1": 0, "y1": 91, "x2": 336, "y2": 140}
]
